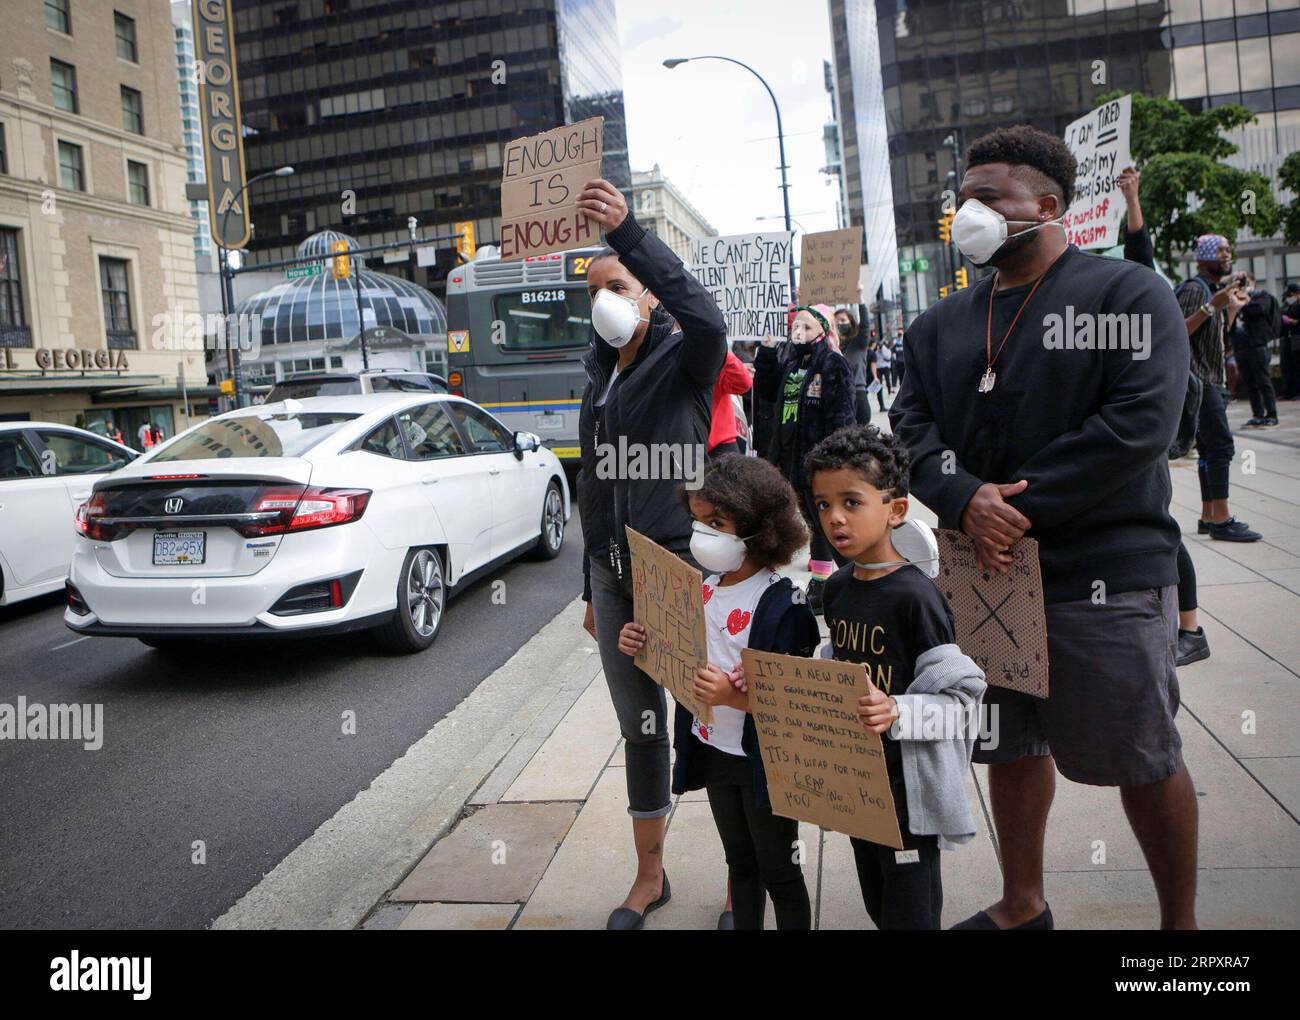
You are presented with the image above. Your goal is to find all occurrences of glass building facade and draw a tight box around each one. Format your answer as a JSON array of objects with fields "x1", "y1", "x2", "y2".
[
  {"x1": 171, "y1": 1, "x2": 212, "y2": 262},
  {"x1": 230, "y1": 0, "x2": 630, "y2": 296},
  {"x1": 875, "y1": 0, "x2": 1300, "y2": 324}
]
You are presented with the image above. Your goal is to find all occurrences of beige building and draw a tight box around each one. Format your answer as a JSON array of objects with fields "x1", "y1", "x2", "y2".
[
  {"x1": 0, "y1": 0, "x2": 208, "y2": 442},
  {"x1": 630, "y1": 164, "x2": 717, "y2": 264}
]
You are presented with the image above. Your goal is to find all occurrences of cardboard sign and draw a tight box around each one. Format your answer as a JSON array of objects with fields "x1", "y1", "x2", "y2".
[
  {"x1": 500, "y1": 117, "x2": 603, "y2": 261},
  {"x1": 1061, "y1": 94, "x2": 1132, "y2": 250},
  {"x1": 690, "y1": 232, "x2": 793, "y2": 340},
  {"x1": 798, "y1": 227, "x2": 863, "y2": 304},
  {"x1": 933, "y1": 529, "x2": 1049, "y2": 698},
  {"x1": 741, "y1": 649, "x2": 903, "y2": 849},
  {"x1": 625, "y1": 527, "x2": 711, "y2": 724}
]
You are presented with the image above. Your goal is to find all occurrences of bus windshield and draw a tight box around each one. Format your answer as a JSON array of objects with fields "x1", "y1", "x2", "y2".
[{"x1": 493, "y1": 288, "x2": 590, "y2": 352}]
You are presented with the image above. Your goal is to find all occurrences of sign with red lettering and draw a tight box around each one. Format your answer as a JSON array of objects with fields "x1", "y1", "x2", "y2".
[
  {"x1": 1060, "y1": 95, "x2": 1131, "y2": 250},
  {"x1": 500, "y1": 117, "x2": 603, "y2": 261}
]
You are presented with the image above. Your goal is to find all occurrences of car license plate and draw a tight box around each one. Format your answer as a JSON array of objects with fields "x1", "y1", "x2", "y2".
[
  {"x1": 535, "y1": 413, "x2": 563, "y2": 430},
  {"x1": 153, "y1": 531, "x2": 206, "y2": 565}
]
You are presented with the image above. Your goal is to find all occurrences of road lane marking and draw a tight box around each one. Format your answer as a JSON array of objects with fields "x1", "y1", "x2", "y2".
[{"x1": 51, "y1": 636, "x2": 91, "y2": 651}]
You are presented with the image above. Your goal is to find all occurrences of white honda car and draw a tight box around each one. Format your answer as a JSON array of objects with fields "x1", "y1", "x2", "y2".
[
  {"x1": 1, "y1": 422, "x2": 138, "y2": 606},
  {"x1": 64, "y1": 393, "x2": 569, "y2": 653}
]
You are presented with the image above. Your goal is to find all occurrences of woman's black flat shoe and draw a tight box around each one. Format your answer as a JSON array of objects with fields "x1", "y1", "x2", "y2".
[{"x1": 605, "y1": 872, "x2": 671, "y2": 930}]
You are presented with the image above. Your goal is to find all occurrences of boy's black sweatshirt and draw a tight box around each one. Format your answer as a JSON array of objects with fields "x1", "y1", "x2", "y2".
[{"x1": 888, "y1": 245, "x2": 1186, "y2": 604}]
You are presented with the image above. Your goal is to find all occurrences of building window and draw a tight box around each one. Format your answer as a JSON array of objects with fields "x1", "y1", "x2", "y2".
[
  {"x1": 44, "y1": 0, "x2": 70, "y2": 34},
  {"x1": 114, "y1": 12, "x2": 137, "y2": 62},
  {"x1": 99, "y1": 257, "x2": 135, "y2": 348},
  {"x1": 57, "y1": 140, "x2": 84, "y2": 191},
  {"x1": 0, "y1": 227, "x2": 31, "y2": 347},
  {"x1": 51, "y1": 59, "x2": 78, "y2": 112},
  {"x1": 127, "y1": 160, "x2": 150, "y2": 205},
  {"x1": 121, "y1": 87, "x2": 143, "y2": 134},
  {"x1": 0, "y1": 123, "x2": 7, "y2": 175}
]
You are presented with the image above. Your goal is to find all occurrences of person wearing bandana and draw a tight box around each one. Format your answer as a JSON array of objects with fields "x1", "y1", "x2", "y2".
[{"x1": 890, "y1": 125, "x2": 1198, "y2": 930}]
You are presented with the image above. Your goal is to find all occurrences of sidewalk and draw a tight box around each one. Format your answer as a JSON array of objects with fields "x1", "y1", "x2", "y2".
[{"x1": 362, "y1": 397, "x2": 1300, "y2": 930}]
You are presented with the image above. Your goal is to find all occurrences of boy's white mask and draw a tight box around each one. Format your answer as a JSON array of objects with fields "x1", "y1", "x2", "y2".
[{"x1": 852, "y1": 519, "x2": 940, "y2": 579}]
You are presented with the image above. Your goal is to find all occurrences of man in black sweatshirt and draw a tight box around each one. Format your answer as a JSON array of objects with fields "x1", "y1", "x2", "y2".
[{"x1": 890, "y1": 125, "x2": 1198, "y2": 930}]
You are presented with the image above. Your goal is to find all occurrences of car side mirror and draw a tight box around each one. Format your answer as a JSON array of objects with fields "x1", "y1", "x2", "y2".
[{"x1": 513, "y1": 431, "x2": 538, "y2": 459}]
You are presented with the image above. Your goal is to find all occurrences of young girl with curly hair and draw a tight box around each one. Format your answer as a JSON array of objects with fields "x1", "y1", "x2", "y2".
[{"x1": 618, "y1": 454, "x2": 820, "y2": 930}]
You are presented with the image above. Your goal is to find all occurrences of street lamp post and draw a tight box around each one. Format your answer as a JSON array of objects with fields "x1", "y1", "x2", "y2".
[
  {"x1": 664, "y1": 55, "x2": 797, "y2": 297},
  {"x1": 216, "y1": 165, "x2": 294, "y2": 409}
]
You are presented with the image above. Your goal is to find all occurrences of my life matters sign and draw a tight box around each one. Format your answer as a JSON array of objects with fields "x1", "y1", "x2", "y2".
[
  {"x1": 741, "y1": 649, "x2": 903, "y2": 849},
  {"x1": 1061, "y1": 94, "x2": 1132, "y2": 250},
  {"x1": 799, "y1": 227, "x2": 863, "y2": 304},
  {"x1": 500, "y1": 117, "x2": 603, "y2": 261},
  {"x1": 933, "y1": 530, "x2": 1049, "y2": 699},
  {"x1": 690, "y1": 232, "x2": 793, "y2": 340},
  {"x1": 625, "y1": 527, "x2": 711, "y2": 725}
]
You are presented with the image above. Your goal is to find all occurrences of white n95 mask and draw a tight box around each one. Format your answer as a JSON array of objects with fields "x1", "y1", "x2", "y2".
[
  {"x1": 591, "y1": 287, "x2": 648, "y2": 348},
  {"x1": 690, "y1": 521, "x2": 754, "y2": 575},
  {"x1": 852, "y1": 519, "x2": 940, "y2": 579},
  {"x1": 952, "y1": 198, "x2": 1062, "y2": 267}
]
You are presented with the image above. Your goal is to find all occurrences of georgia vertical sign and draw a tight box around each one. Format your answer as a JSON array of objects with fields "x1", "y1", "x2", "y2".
[{"x1": 192, "y1": 0, "x2": 251, "y2": 249}]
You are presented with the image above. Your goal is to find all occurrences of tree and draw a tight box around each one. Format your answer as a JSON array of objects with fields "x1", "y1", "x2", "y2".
[
  {"x1": 1279, "y1": 151, "x2": 1300, "y2": 246},
  {"x1": 1098, "y1": 91, "x2": 1280, "y2": 274}
]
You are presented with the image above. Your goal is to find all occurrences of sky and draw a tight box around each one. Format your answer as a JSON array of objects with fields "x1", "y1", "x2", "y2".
[{"x1": 615, "y1": 0, "x2": 842, "y2": 241}]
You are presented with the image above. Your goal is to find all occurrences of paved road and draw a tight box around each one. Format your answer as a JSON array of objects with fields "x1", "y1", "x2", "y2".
[{"x1": 0, "y1": 519, "x2": 582, "y2": 929}]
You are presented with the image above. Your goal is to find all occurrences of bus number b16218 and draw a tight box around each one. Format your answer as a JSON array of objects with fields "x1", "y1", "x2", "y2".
[{"x1": 520, "y1": 290, "x2": 566, "y2": 304}]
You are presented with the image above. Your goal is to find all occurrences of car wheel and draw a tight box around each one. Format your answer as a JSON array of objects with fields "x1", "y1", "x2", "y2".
[
  {"x1": 375, "y1": 546, "x2": 445, "y2": 653},
  {"x1": 529, "y1": 481, "x2": 565, "y2": 560}
]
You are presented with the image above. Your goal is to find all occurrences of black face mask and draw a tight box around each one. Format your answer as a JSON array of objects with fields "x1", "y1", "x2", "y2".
[{"x1": 838, "y1": 323, "x2": 852, "y2": 337}]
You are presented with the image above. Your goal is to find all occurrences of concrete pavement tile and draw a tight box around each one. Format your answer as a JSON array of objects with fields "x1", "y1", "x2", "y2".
[
  {"x1": 359, "y1": 902, "x2": 413, "y2": 930},
  {"x1": 391, "y1": 801, "x2": 579, "y2": 903},
  {"x1": 1177, "y1": 622, "x2": 1300, "y2": 758},
  {"x1": 1040, "y1": 714, "x2": 1300, "y2": 873},
  {"x1": 501, "y1": 674, "x2": 621, "y2": 802},
  {"x1": 1188, "y1": 538, "x2": 1300, "y2": 574},
  {"x1": 1197, "y1": 581, "x2": 1300, "y2": 667},
  {"x1": 1182, "y1": 539, "x2": 1259, "y2": 587},
  {"x1": 1230, "y1": 465, "x2": 1300, "y2": 505},
  {"x1": 514, "y1": 767, "x2": 639, "y2": 929},
  {"x1": 1041, "y1": 868, "x2": 1300, "y2": 930},
  {"x1": 1259, "y1": 568, "x2": 1300, "y2": 597},
  {"x1": 398, "y1": 902, "x2": 518, "y2": 930},
  {"x1": 657, "y1": 800, "x2": 729, "y2": 930},
  {"x1": 1241, "y1": 757, "x2": 1300, "y2": 820}
]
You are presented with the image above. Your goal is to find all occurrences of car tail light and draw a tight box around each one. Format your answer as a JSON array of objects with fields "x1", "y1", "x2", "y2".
[
  {"x1": 75, "y1": 492, "x2": 122, "y2": 541},
  {"x1": 236, "y1": 486, "x2": 371, "y2": 538}
]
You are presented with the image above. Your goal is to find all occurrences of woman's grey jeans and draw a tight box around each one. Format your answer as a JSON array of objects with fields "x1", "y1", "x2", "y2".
[{"x1": 588, "y1": 556, "x2": 672, "y2": 819}]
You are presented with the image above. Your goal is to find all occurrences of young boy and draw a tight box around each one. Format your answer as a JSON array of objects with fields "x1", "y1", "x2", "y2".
[{"x1": 805, "y1": 425, "x2": 985, "y2": 930}]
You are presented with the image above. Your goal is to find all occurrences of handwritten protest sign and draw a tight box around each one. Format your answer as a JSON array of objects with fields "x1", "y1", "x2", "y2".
[
  {"x1": 741, "y1": 648, "x2": 903, "y2": 849},
  {"x1": 1061, "y1": 94, "x2": 1132, "y2": 250},
  {"x1": 933, "y1": 529, "x2": 1049, "y2": 698},
  {"x1": 625, "y1": 527, "x2": 711, "y2": 724},
  {"x1": 799, "y1": 227, "x2": 863, "y2": 304},
  {"x1": 690, "y1": 232, "x2": 793, "y2": 340},
  {"x1": 500, "y1": 117, "x2": 603, "y2": 261}
]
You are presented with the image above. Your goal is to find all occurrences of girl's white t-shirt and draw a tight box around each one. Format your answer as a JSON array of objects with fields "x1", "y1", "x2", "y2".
[{"x1": 692, "y1": 568, "x2": 781, "y2": 757}]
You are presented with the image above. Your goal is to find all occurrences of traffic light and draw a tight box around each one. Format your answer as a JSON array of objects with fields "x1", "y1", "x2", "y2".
[
  {"x1": 453, "y1": 220, "x2": 476, "y2": 261},
  {"x1": 939, "y1": 285, "x2": 951, "y2": 298},
  {"x1": 937, "y1": 210, "x2": 954, "y2": 243},
  {"x1": 331, "y1": 239, "x2": 351, "y2": 280},
  {"x1": 955, "y1": 267, "x2": 969, "y2": 290}
]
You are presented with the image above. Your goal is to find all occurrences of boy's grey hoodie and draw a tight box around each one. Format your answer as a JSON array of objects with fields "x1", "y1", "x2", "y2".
[{"x1": 888, "y1": 643, "x2": 987, "y2": 851}]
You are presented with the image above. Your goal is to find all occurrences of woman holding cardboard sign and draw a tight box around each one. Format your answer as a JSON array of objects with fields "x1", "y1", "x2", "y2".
[{"x1": 575, "y1": 177, "x2": 728, "y2": 929}]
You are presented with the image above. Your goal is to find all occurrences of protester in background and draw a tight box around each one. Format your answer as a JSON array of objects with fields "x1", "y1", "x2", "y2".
[
  {"x1": 1118, "y1": 166, "x2": 1210, "y2": 667},
  {"x1": 137, "y1": 421, "x2": 153, "y2": 449},
  {"x1": 1230, "y1": 271, "x2": 1280, "y2": 427},
  {"x1": 833, "y1": 306, "x2": 872, "y2": 424},
  {"x1": 868, "y1": 339, "x2": 887, "y2": 413},
  {"x1": 574, "y1": 177, "x2": 727, "y2": 930},
  {"x1": 891, "y1": 125, "x2": 1198, "y2": 930},
  {"x1": 753, "y1": 304, "x2": 855, "y2": 612},
  {"x1": 104, "y1": 419, "x2": 124, "y2": 445},
  {"x1": 1282, "y1": 283, "x2": 1300, "y2": 401},
  {"x1": 876, "y1": 331, "x2": 894, "y2": 395},
  {"x1": 150, "y1": 423, "x2": 164, "y2": 447},
  {"x1": 708, "y1": 348, "x2": 753, "y2": 459},
  {"x1": 620, "y1": 456, "x2": 819, "y2": 930},
  {"x1": 1175, "y1": 236, "x2": 1259, "y2": 542},
  {"x1": 892, "y1": 330, "x2": 906, "y2": 388}
]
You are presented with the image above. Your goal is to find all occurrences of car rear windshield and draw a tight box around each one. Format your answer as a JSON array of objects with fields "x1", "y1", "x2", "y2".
[
  {"x1": 368, "y1": 375, "x2": 438, "y2": 392},
  {"x1": 150, "y1": 413, "x2": 360, "y2": 460},
  {"x1": 266, "y1": 378, "x2": 360, "y2": 400},
  {"x1": 493, "y1": 288, "x2": 590, "y2": 351}
]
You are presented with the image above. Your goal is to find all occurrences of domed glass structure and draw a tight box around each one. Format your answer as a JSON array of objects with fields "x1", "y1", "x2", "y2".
[{"x1": 234, "y1": 230, "x2": 447, "y2": 347}]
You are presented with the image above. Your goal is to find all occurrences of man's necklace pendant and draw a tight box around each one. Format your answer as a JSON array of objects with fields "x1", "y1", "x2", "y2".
[{"x1": 979, "y1": 368, "x2": 996, "y2": 393}]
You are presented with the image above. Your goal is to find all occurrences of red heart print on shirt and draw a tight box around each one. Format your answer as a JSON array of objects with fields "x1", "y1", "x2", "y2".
[
  {"x1": 726, "y1": 609, "x2": 751, "y2": 635},
  {"x1": 702, "y1": 583, "x2": 713, "y2": 604}
]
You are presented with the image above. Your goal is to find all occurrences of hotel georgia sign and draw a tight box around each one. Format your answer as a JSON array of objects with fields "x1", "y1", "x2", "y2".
[
  {"x1": 193, "y1": 0, "x2": 251, "y2": 249},
  {"x1": 0, "y1": 348, "x2": 131, "y2": 371}
]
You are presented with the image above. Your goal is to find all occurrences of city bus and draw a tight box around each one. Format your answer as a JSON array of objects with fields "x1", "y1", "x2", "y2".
[{"x1": 444, "y1": 245, "x2": 599, "y2": 463}]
